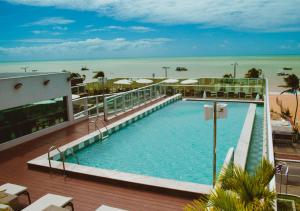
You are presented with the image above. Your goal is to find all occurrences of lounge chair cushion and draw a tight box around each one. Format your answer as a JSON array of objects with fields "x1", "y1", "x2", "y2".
[
  {"x1": 96, "y1": 205, "x2": 127, "y2": 211},
  {"x1": 22, "y1": 194, "x2": 72, "y2": 211},
  {"x1": 0, "y1": 204, "x2": 13, "y2": 211},
  {"x1": 0, "y1": 183, "x2": 27, "y2": 195}
]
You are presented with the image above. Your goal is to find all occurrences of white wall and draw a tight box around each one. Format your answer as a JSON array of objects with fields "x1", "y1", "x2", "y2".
[
  {"x1": 0, "y1": 72, "x2": 76, "y2": 151},
  {"x1": 0, "y1": 73, "x2": 71, "y2": 110}
]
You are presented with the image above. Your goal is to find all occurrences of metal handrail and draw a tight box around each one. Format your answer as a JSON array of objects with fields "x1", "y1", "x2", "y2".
[
  {"x1": 65, "y1": 148, "x2": 79, "y2": 165},
  {"x1": 48, "y1": 145, "x2": 66, "y2": 176},
  {"x1": 88, "y1": 115, "x2": 109, "y2": 139}
]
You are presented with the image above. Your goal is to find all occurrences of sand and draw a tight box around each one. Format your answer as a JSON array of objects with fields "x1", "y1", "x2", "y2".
[{"x1": 269, "y1": 94, "x2": 300, "y2": 127}]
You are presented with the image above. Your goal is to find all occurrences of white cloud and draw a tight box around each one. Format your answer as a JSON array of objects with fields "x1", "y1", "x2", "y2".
[
  {"x1": 87, "y1": 25, "x2": 154, "y2": 33},
  {"x1": 129, "y1": 26, "x2": 154, "y2": 32},
  {"x1": 24, "y1": 17, "x2": 74, "y2": 26},
  {"x1": 32, "y1": 30, "x2": 62, "y2": 35},
  {"x1": 6, "y1": 0, "x2": 300, "y2": 32},
  {"x1": 16, "y1": 38, "x2": 66, "y2": 43},
  {"x1": 52, "y1": 26, "x2": 68, "y2": 31},
  {"x1": 32, "y1": 30, "x2": 48, "y2": 34},
  {"x1": 0, "y1": 37, "x2": 172, "y2": 60}
]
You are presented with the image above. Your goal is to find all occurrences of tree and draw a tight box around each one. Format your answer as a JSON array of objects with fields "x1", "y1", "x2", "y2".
[
  {"x1": 223, "y1": 73, "x2": 233, "y2": 78},
  {"x1": 185, "y1": 158, "x2": 276, "y2": 211},
  {"x1": 281, "y1": 74, "x2": 299, "y2": 129},
  {"x1": 245, "y1": 68, "x2": 262, "y2": 78}
]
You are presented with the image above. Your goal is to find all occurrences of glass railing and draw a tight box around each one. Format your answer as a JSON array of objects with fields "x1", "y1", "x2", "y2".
[
  {"x1": 73, "y1": 78, "x2": 265, "y2": 119},
  {"x1": 103, "y1": 83, "x2": 165, "y2": 120},
  {"x1": 163, "y1": 78, "x2": 265, "y2": 98},
  {"x1": 72, "y1": 93, "x2": 112, "y2": 119}
]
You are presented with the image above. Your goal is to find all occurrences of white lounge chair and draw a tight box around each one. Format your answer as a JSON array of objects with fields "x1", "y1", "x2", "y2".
[
  {"x1": 21, "y1": 193, "x2": 73, "y2": 211},
  {"x1": 96, "y1": 205, "x2": 127, "y2": 211},
  {"x1": 0, "y1": 183, "x2": 31, "y2": 204}
]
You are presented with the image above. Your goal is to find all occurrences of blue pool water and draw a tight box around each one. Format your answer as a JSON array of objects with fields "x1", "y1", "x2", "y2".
[
  {"x1": 246, "y1": 105, "x2": 264, "y2": 173},
  {"x1": 66, "y1": 101, "x2": 250, "y2": 185}
]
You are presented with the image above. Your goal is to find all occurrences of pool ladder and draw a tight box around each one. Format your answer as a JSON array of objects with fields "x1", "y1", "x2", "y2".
[
  {"x1": 48, "y1": 145, "x2": 66, "y2": 176},
  {"x1": 88, "y1": 115, "x2": 109, "y2": 140},
  {"x1": 47, "y1": 145, "x2": 80, "y2": 176}
]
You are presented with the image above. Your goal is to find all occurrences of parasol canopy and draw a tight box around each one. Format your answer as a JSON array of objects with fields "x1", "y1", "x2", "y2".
[
  {"x1": 180, "y1": 79, "x2": 198, "y2": 85},
  {"x1": 161, "y1": 79, "x2": 179, "y2": 84},
  {"x1": 136, "y1": 79, "x2": 153, "y2": 84},
  {"x1": 113, "y1": 79, "x2": 132, "y2": 85}
]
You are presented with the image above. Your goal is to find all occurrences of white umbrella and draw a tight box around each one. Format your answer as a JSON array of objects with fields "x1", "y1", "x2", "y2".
[
  {"x1": 161, "y1": 79, "x2": 179, "y2": 84},
  {"x1": 113, "y1": 79, "x2": 132, "y2": 85},
  {"x1": 136, "y1": 79, "x2": 153, "y2": 84},
  {"x1": 180, "y1": 79, "x2": 198, "y2": 85}
]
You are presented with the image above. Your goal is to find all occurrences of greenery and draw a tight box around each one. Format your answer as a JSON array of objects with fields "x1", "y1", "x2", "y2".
[
  {"x1": 245, "y1": 68, "x2": 262, "y2": 78},
  {"x1": 277, "y1": 199, "x2": 295, "y2": 211},
  {"x1": 281, "y1": 74, "x2": 300, "y2": 132},
  {"x1": 278, "y1": 194, "x2": 300, "y2": 211},
  {"x1": 93, "y1": 71, "x2": 105, "y2": 78},
  {"x1": 223, "y1": 73, "x2": 233, "y2": 78},
  {"x1": 185, "y1": 158, "x2": 276, "y2": 211}
]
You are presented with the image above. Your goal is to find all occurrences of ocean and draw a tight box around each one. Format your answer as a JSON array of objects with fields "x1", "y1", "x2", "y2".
[{"x1": 1, "y1": 55, "x2": 300, "y2": 92}]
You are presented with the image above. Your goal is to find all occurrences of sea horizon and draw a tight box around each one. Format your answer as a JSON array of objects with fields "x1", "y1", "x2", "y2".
[
  {"x1": 1, "y1": 55, "x2": 299, "y2": 92},
  {"x1": 1, "y1": 54, "x2": 300, "y2": 64}
]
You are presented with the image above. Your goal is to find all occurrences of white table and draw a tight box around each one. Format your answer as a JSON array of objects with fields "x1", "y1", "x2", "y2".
[{"x1": 0, "y1": 183, "x2": 31, "y2": 204}]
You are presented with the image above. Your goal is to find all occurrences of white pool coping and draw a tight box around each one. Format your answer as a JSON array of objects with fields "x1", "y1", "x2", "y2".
[
  {"x1": 28, "y1": 94, "x2": 212, "y2": 195},
  {"x1": 234, "y1": 103, "x2": 257, "y2": 169}
]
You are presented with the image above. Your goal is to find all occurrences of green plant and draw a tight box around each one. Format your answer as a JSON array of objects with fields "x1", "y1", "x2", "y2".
[
  {"x1": 281, "y1": 74, "x2": 300, "y2": 132},
  {"x1": 185, "y1": 158, "x2": 276, "y2": 211},
  {"x1": 245, "y1": 68, "x2": 262, "y2": 78},
  {"x1": 223, "y1": 74, "x2": 233, "y2": 78}
]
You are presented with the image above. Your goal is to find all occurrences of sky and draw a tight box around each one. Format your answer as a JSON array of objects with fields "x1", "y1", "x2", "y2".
[{"x1": 0, "y1": 0, "x2": 300, "y2": 61}]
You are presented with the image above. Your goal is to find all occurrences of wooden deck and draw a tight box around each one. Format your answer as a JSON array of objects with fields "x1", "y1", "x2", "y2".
[{"x1": 0, "y1": 98, "x2": 199, "y2": 211}]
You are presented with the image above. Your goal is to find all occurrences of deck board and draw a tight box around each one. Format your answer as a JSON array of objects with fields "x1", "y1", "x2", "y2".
[{"x1": 0, "y1": 98, "x2": 199, "y2": 211}]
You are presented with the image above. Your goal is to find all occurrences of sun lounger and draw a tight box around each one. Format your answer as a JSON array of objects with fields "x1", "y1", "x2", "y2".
[
  {"x1": 22, "y1": 193, "x2": 73, "y2": 211},
  {"x1": 238, "y1": 92, "x2": 245, "y2": 98},
  {"x1": 217, "y1": 91, "x2": 224, "y2": 98},
  {"x1": 0, "y1": 183, "x2": 31, "y2": 204},
  {"x1": 96, "y1": 205, "x2": 127, "y2": 211}
]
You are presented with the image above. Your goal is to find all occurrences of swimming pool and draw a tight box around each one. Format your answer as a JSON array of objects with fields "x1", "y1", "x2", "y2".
[{"x1": 65, "y1": 100, "x2": 250, "y2": 185}]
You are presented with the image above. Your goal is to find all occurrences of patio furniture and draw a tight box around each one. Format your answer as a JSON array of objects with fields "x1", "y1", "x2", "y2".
[
  {"x1": 0, "y1": 204, "x2": 13, "y2": 211},
  {"x1": 227, "y1": 92, "x2": 235, "y2": 98},
  {"x1": 96, "y1": 205, "x2": 127, "y2": 211},
  {"x1": 22, "y1": 193, "x2": 73, "y2": 211},
  {"x1": 0, "y1": 183, "x2": 31, "y2": 204},
  {"x1": 43, "y1": 205, "x2": 69, "y2": 211},
  {"x1": 0, "y1": 192, "x2": 17, "y2": 208},
  {"x1": 238, "y1": 92, "x2": 246, "y2": 98},
  {"x1": 217, "y1": 91, "x2": 225, "y2": 98},
  {"x1": 210, "y1": 91, "x2": 217, "y2": 98}
]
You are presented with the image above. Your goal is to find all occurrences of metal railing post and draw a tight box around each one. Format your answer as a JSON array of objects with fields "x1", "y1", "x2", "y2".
[
  {"x1": 83, "y1": 97, "x2": 88, "y2": 116},
  {"x1": 104, "y1": 96, "x2": 108, "y2": 121},
  {"x1": 95, "y1": 97, "x2": 99, "y2": 115},
  {"x1": 122, "y1": 94, "x2": 125, "y2": 112}
]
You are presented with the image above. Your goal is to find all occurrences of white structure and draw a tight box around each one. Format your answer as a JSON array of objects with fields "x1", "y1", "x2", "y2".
[{"x1": 0, "y1": 72, "x2": 74, "y2": 151}]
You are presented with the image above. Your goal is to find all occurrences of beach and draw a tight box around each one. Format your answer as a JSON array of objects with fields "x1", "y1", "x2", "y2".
[
  {"x1": 0, "y1": 55, "x2": 300, "y2": 92},
  {"x1": 269, "y1": 93, "x2": 300, "y2": 124}
]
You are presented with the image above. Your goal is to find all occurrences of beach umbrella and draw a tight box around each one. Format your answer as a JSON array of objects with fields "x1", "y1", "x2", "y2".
[
  {"x1": 136, "y1": 79, "x2": 153, "y2": 84},
  {"x1": 180, "y1": 79, "x2": 198, "y2": 84},
  {"x1": 114, "y1": 79, "x2": 132, "y2": 85},
  {"x1": 161, "y1": 79, "x2": 179, "y2": 84}
]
